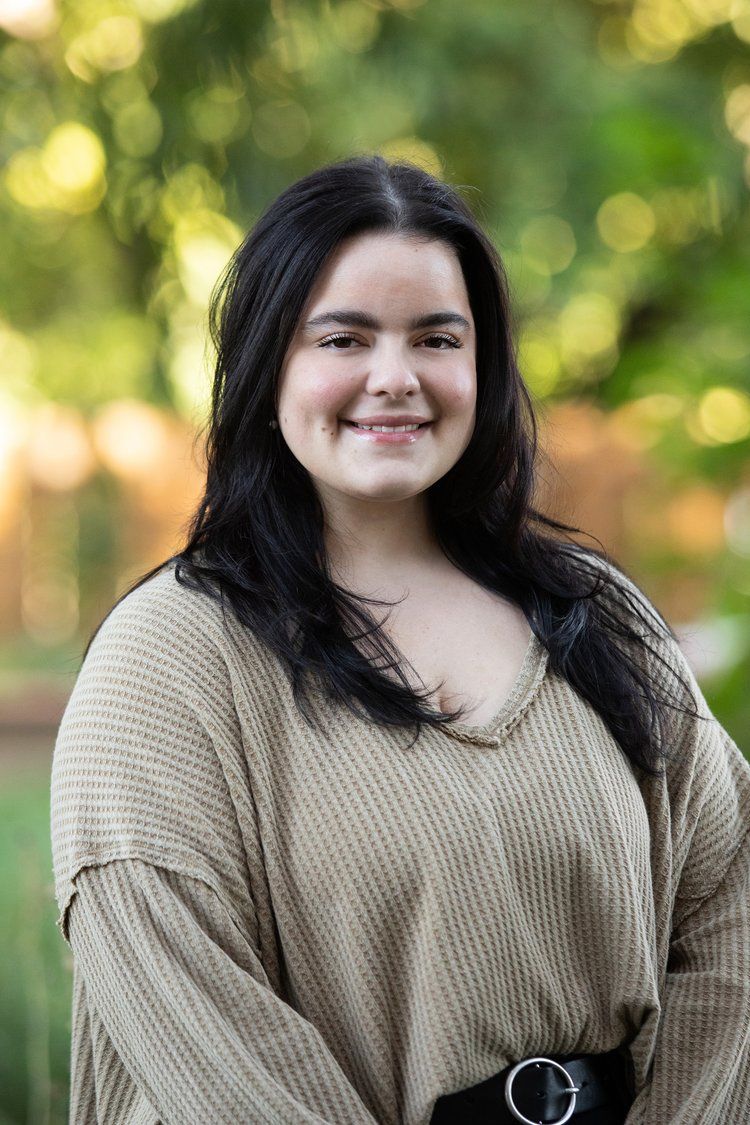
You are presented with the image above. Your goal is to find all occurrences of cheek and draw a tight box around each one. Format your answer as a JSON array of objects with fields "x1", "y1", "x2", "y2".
[
  {"x1": 313, "y1": 378, "x2": 350, "y2": 419},
  {"x1": 279, "y1": 364, "x2": 351, "y2": 423},
  {"x1": 439, "y1": 365, "x2": 476, "y2": 413}
]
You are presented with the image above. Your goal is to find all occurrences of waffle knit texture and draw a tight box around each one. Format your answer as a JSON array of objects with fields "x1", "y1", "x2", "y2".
[{"x1": 50, "y1": 556, "x2": 750, "y2": 1124}]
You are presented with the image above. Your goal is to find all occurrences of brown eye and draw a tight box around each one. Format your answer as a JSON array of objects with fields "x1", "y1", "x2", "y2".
[
  {"x1": 319, "y1": 333, "x2": 358, "y2": 349},
  {"x1": 421, "y1": 334, "x2": 461, "y2": 349}
]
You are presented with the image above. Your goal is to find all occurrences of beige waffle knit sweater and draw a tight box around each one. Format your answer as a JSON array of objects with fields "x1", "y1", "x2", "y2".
[{"x1": 50, "y1": 557, "x2": 750, "y2": 1124}]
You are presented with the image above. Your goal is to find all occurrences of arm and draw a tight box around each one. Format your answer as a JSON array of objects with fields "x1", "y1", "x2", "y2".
[
  {"x1": 68, "y1": 857, "x2": 378, "y2": 1125},
  {"x1": 631, "y1": 829, "x2": 750, "y2": 1122},
  {"x1": 587, "y1": 554, "x2": 750, "y2": 1121},
  {"x1": 628, "y1": 726, "x2": 750, "y2": 1124},
  {"x1": 51, "y1": 578, "x2": 377, "y2": 1124}
]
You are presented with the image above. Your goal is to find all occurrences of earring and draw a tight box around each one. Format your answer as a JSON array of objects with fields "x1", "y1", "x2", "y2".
[{"x1": 269, "y1": 418, "x2": 278, "y2": 429}]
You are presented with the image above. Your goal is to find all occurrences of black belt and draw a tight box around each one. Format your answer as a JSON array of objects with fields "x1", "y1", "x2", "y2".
[{"x1": 430, "y1": 1048, "x2": 635, "y2": 1124}]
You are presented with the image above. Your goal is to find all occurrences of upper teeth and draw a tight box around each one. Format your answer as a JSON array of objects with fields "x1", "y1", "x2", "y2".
[{"x1": 352, "y1": 423, "x2": 422, "y2": 432}]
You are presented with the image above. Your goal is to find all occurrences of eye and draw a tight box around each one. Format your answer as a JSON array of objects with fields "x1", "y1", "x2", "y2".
[
  {"x1": 318, "y1": 332, "x2": 462, "y2": 350},
  {"x1": 318, "y1": 333, "x2": 359, "y2": 349},
  {"x1": 423, "y1": 333, "x2": 462, "y2": 349}
]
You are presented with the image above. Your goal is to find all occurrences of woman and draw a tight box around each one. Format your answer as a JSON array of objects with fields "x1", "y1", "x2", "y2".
[{"x1": 51, "y1": 154, "x2": 750, "y2": 1124}]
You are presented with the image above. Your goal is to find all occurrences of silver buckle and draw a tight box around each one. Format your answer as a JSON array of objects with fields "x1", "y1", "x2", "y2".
[{"x1": 504, "y1": 1057, "x2": 580, "y2": 1125}]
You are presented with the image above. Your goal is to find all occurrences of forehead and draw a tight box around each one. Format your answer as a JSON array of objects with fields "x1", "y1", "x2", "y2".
[{"x1": 306, "y1": 232, "x2": 470, "y2": 309}]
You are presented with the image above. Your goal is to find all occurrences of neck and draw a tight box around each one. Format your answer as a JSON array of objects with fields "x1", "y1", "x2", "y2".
[{"x1": 320, "y1": 492, "x2": 445, "y2": 591}]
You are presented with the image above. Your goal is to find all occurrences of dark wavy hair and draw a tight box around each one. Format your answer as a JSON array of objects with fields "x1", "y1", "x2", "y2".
[{"x1": 82, "y1": 152, "x2": 709, "y2": 777}]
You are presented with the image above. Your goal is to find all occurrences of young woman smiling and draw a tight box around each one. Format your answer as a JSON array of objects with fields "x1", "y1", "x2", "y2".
[
  {"x1": 273, "y1": 228, "x2": 533, "y2": 728},
  {"x1": 51, "y1": 155, "x2": 750, "y2": 1125}
]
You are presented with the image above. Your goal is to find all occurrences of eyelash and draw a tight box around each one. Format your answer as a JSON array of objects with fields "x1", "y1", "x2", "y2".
[{"x1": 318, "y1": 332, "x2": 462, "y2": 350}]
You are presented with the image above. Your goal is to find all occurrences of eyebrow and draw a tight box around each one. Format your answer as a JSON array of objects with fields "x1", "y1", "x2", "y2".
[{"x1": 302, "y1": 308, "x2": 472, "y2": 333}]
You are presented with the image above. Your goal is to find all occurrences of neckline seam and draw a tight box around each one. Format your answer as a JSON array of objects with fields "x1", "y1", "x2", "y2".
[{"x1": 441, "y1": 630, "x2": 548, "y2": 744}]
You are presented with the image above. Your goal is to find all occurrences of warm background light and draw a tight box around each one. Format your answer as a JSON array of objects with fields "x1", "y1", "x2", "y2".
[
  {"x1": 26, "y1": 404, "x2": 96, "y2": 491},
  {"x1": 0, "y1": 0, "x2": 57, "y2": 38}
]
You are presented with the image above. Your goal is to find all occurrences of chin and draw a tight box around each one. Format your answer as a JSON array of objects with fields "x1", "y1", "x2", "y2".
[{"x1": 348, "y1": 484, "x2": 427, "y2": 502}]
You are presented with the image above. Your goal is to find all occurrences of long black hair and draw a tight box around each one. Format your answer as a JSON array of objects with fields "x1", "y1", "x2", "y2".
[{"x1": 82, "y1": 153, "x2": 709, "y2": 777}]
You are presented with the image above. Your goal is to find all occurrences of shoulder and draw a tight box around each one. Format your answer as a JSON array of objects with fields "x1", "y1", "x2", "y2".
[
  {"x1": 58, "y1": 558, "x2": 299, "y2": 781},
  {"x1": 92, "y1": 560, "x2": 229, "y2": 660},
  {"x1": 54, "y1": 558, "x2": 238, "y2": 761},
  {"x1": 80, "y1": 558, "x2": 273, "y2": 700},
  {"x1": 51, "y1": 562, "x2": 257, "y2": 941},
  {"x1": 569, "y1": 546, "x2": 668, "y2": 626},
  {"x1": 568, "y1": 548, "x2": 737, "y2": 804},
  {"x1": 572, "y1": 554, "x2": 750, "y2": 893},
  {"x1": 570, "y1": 547, "x2": 699, "y2": 698}
]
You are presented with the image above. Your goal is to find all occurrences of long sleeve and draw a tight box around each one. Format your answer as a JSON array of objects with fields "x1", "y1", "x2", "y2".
[
  {"x1": 588, "y1": 555, "x2": 750, "y2": 1121},
  {"x1": 625, "y1": 695, "x2": 750, "y2": 1121},
  {"x1": 50, "y1": 579, "x2": 378, "y2": 1124},
  {"x1": 636, "y1": 822, "x2": 750, "y2": 1122},
  {"x1": 67, "y1": 857, "x2": 378, "y2": 1125},
  {"x1": 625, "y1": 721, "x2": 750, "y2": 1124}
]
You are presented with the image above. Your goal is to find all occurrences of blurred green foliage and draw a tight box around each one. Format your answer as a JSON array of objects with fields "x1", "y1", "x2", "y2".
[
  {"x1": 2, "y1": 0, "x2": 749, "y2": 425},
  {"x1": 0, "y1": 768, "x2": 69, "y2": 1125},
  {"x1": 6, "y1": 0, "x2": 749, "y2": 701}
]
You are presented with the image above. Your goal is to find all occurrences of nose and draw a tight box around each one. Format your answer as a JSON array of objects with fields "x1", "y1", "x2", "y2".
[{"x1": 364, "y1": 342, "x2": 421, "y2": 399}]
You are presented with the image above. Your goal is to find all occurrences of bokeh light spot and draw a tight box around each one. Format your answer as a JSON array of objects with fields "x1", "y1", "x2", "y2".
[
  {"x1": 608, "y1": 393, "x2": 684, "y2": 451},
  {"x1": 651, "y1": 186, "x2": 704, "y2": 244},
  {"x1": 0, "y1": 321, "x2": 38, "y2": 402},
  {"x1": 596, "y1": 192, "x2": 656, "y2": 252},
  {"x1": 252, "y1": 100, "x2": 310, "y2": 158},
  {"x1": 518, "y1": 324, "x2": 561, "y2": 397},
  {"x1": 733, "y1": 9, "x2": 750, "y2": 43},
  {"x1": 4, "y1": 146, "x2": 53, "y2": 208},
  {"x1": 270, "y1": 15, "x2": 320, "y2": 72},
  {"x1": 158, "y1": 164, "x2": 225, "y2": 227},
  {"x1": 5, "y1": 122, "x2": 106, "y2": 214},
  {"x1": 91, "y1": 400, "x2": 171, "y2": 482},
  {"x1": 173, "y1": 210, "x2": 243, "y2": 307},
  {"x1": 329, "y1": 1, "x2": 379, "y2": 53},
  {"x1": 519, "y1": 215, "x2": 577, "y2": 275},
  {"x1": 42, "y1": 122, "x2": 105, "y2": 194},
  {"x1": 113, "y1": 100, "x2": 163, "y2": 158},
  {"x1": 66, "y1": 16, "x2": 143, "y2": 80},
  {"x1": 377, "y1": 137, "x2": 442, "y2": 178},
  {"x1": 559, "y1": 293, "x2": 621, "y2": 363},
  {"x1": 26, "y1": 403, "x2": 96, "y2": 491},
  {"x1": 725, "y1": 84, "x2": 750, "y2": 146},
  {"x1": 665, "y1": 485, "x2": 726, "y2": 555},
  {"x1": 167, "y1": 322, "x2": 212, "y2": 423},
  {"x1": 697, "y1": 386, "x2": 750, "y2": 444},
  {"x1": 0, "y1": 0, "x2": 58, "y2": 39},
  {"x1": 185, "y1": 85, "x2": 250, "y2": 144}
]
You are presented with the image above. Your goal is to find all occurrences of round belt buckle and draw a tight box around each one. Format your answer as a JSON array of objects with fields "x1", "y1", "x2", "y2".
[{"x1": 504, "y1": 1056, "x2": 580, "y2": 1125}]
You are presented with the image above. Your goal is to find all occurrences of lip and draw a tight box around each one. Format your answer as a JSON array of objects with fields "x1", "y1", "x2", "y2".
[
  {"x1": 345, "y1": 415, "x2": 432, "y2": 425},
  {"x1": 342, "y1": 419, "x2": 431, "y2": 444}
]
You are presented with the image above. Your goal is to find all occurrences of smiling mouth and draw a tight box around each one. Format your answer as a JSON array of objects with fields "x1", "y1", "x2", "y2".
[{"x1": 342, "y1": 420, "x2": 431, "y2": 432}]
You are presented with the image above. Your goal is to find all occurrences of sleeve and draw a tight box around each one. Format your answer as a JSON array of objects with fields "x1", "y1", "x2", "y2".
[
  {"x1": 50, "y1": 579, "x2": 377, "y2": 1124},
  {"x1": 627, "y1": 721, "x2": 750, "y2": 1124},
  {"x1": 67, "y1": 857, "x2": 378, "y2": 1125},
  {"x1": 587, "y1": 554, "x2": 750, "y2": 1122}
]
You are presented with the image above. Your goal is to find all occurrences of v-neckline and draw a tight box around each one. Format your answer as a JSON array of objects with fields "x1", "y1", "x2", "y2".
[{"x1": 438, "y1": 626, "x2": 549, "y2": 747}]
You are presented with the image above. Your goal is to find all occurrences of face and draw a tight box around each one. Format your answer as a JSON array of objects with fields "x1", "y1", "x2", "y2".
[{"x1": 276, "y1": 231, "x2": 477, "y2": 519}]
